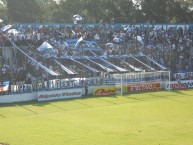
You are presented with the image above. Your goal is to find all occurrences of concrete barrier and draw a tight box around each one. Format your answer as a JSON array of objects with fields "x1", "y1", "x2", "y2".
[{"x1": 0, "y1": 92, "x2": 37, "y2": 103}]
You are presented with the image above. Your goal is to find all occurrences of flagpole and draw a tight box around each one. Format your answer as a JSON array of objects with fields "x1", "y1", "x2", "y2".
[
  {"x1": 58, "y1": 45, "x2": 62, "y2": 89},
  {"x1": 81, "y1": 46, "x2": 83, "y2": 87},
  {"x1": 75, "y1": 36, "x2": 84, "y2": 87}
]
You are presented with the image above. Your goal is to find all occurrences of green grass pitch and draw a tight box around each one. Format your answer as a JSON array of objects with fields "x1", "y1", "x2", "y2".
[{"x1": 0, "y1": 90, "x2": 193, "y2": 145}]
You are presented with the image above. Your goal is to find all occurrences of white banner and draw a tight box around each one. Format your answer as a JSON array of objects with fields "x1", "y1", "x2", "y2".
[
  {"x1": 166, "y1": 80, "x2": 193, "y2": 90},
  {"x1": 11, "y1": 84, "x2": 33, "y2": 93},
  {"x1": 173, "y1": 72, "x2": 193, "y2": 80},
  {"x1": 38, "y1": 88, "x2": 82, "y2": 101}
]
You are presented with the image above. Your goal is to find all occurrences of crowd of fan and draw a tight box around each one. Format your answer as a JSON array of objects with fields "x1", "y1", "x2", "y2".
[{"x1": 0, "y1": 24, "x2": 193, "y2": 84}]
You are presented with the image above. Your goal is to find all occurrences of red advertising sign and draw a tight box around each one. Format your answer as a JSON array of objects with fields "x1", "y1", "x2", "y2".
[{"x1": 128, "y1": 83, "x2": 160, "y2": 92}]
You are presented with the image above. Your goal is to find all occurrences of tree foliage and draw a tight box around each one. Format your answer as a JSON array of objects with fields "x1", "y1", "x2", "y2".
[
  {"x1": 1, "y1": 0, "x2": 193, "y2": 23},
  {"x1": 7, "y1": 0, "x2": 40, "y2": 23}
]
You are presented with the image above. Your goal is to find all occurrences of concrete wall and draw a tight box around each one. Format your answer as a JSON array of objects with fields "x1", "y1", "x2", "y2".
[
  {"x1": 0, "y1": 92, "x2": 37, "y2": 103},
  {"x1": 0, "y1": 86, "x2": 109, "y2": 103}
]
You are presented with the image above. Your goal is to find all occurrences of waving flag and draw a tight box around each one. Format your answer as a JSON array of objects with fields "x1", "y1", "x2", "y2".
[
  {"x1": 73, "y1": 14, "x2": 82, "y2": 21},
  {"x1": 137, "y1": 36, "x2": 144, "y2": 45},
  {"x1": 74, "y1": 36, "x2": 83, "y2": 49},
  {"x1": 8, "y1": 29, "x2": 21, "y2": 35},
  {"x1": 37, "y1": 41, "x2": 53, "y2": 52},
  {"x1": 73, "y1": 14, "x2": 82, "y2": 24},
  {"x1": 1, "y1": 25, "x2": 12, "y2": 32}
]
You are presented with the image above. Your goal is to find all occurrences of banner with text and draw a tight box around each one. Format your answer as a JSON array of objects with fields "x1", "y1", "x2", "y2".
[
  {"x1": 173, "y1": 72, "x2": 193, "y2": 80},
  {"x1": 166, "y1": 80, "x2": 193, "y2": 90},
  {"x1": 127, "y1": 83, "x2": 160, "y2": 92},
  {"x1": 38, "y1": 88, "x2": 82, "y2": 101},
  {"x1": 93, "y1": 86, "x2": 117, "y2": 96}
]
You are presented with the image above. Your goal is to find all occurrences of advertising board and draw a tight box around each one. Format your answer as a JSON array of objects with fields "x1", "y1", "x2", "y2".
[
  {"x1": 93, "y1": 86, "x2": 117, "y2": 96},
  {"x1": 127, "y1": 83, "x2": 160, "y2": 92},
  {"x1": 38, "y1": 88, "x2": 82, "y2": 101},
  {"x1": 166, "y1": 80, "x2": 193, "y2": 90}
]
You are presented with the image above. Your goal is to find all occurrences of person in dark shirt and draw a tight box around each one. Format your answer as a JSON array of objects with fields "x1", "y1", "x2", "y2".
[{"x1": 85, "y1": 82, "x2": 88, "y2": 96}]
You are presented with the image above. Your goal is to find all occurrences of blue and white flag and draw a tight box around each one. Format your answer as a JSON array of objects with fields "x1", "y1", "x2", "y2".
[
  {"x1": 0, "y1": 19, "x2": 3, "y2": 23},
  {"x1": 3, "y1": 81, "x2": 9, "y2": 91},
  {"x1": 73, "y1": 14, "x2": 82, "y2": 21},
  {"x1": 0, "y1": 24, "x2": 12, "y2": 32},
  {"x1": 137, "y1": 36, "x2": 144, "y2": 45},
  {"x1": 73, "y1": 14, "x2": 82, "y2": 24},
  {"x1": 74, "y1": 36, "x2": 83, "y2": 49}
]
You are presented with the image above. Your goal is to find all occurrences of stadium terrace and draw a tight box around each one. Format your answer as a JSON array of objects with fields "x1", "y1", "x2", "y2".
[{"x1": 0, "y1": 23, "x2": 193, "y2": 101}]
